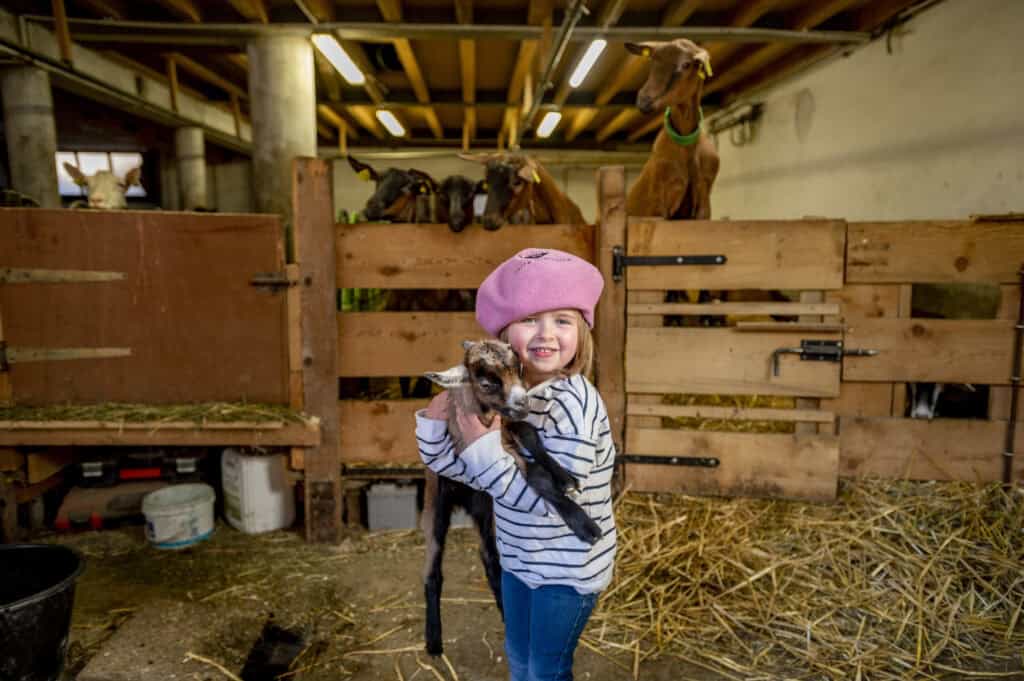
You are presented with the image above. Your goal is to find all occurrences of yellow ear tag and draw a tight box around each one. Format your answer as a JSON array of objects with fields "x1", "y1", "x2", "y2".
[
  {"x1": 357, "y1": 169, "x2": 371, "y2": 181},
  {"x1": 532, "y1": 171, "x2": 540, "y2": 183},
  {"x1": 419, "y1": 186, "x2": 427, "y2": 194},
  {"x1": 699, "y1": 62, "x2": 713, "y2": 80},
  {"x1": 642, "y1": 48, "x2": 652, "y2": 59},
  {"x1": 481, "y1": 181, "x2": 488, "y2": 191}
]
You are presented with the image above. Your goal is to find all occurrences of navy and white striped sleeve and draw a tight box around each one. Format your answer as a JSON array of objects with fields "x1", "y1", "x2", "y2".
[
  {"x1": 415, "y1": 412, "x2": 548, "y2": 517},
  {"x1": 541, "y1": 376, "x2": 601, "y2": 481}
]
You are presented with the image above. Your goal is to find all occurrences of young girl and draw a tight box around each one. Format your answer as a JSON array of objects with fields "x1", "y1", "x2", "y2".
[{"x1": 416, "y1": 247, "x2": 617, "y2": 681}]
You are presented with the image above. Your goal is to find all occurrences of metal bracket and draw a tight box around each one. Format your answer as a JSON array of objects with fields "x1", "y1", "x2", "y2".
[
  {"x1": 770, "y1": 339, "x2": 878, "y2": 376},
  {"x1": 623, "y1": 454, "x2": 720, "y2": 468},
  {"x1": 611, "y1": 246, "x2": 726, "y2": 282},
  {"x1": 250, "y1": 272, "x2": 298, "y2": 293}
]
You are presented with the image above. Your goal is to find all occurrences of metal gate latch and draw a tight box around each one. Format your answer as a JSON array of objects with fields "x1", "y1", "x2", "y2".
[
  {"x1": 770, "y1": 340, "x2": 878, "y2": 376},
  {"x1": 611, "y1": 246, "x2": 726, "y2": 282},
  {"x1": 250, "y1": 272, "x2": 298, "y2": 293},
  {"x1": 623, "y1": 454, "x2": 720, "y2": 468}
]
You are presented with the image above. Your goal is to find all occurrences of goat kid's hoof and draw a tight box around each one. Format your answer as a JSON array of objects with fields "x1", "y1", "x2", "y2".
[
  {"x1": 569, "y1": 517, "x2": 603, "y2": 546},
  {"x1": 426, "y1": 642, "x2": 444, "y2": 657}
]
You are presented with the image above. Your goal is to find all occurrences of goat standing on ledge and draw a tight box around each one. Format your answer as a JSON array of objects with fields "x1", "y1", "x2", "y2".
[
  {"x1": 419, "y1": 339, "x2": 602, "y2": 656},
  {"x1": 625, "y1": 39, "x2": 719, "y2": 219},
  {"x1": 460, "y1": 152, "x2": 586, "y2": 229},
  {"x1": 347, "y1": 155, "x2": 439, "y2": 223}
]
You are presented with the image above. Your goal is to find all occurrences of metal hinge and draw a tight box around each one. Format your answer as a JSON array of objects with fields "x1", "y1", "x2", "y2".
[
  {"x1": 250, "y1": 272, "x2": 299, "y2": 293},
  {"x1": 623, "y1": 454, "x2": 720, "y2": 468},
  {"x1": 611, "y1": 246, "x2": 726, "y2": 282},
  {"x1": 770, "y1": 339, "x2": 878, "y2": 376}
]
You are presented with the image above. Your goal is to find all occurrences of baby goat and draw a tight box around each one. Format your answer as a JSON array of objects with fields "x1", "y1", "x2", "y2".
[{"x1": 421, "y1": 339, "x2": 602, "y2": 656}]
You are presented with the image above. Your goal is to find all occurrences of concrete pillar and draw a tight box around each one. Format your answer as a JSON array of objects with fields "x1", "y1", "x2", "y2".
[
  {"x1": 0, "y1": 67, "x2": 60, "y2": 208},
  {"x1": 175, "y1": 126, "x2": 208, "y2": 210},
  {"x1": 247, "y1": 35, "x2": 316, "y2": 224}
]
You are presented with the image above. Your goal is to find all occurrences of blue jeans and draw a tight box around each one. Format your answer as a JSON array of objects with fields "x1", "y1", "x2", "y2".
[{"x1": 501, "y1": 570, "x2": 599, "y2": 681}]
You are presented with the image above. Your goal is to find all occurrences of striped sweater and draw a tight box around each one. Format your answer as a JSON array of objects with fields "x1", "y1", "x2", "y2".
[{"x1": 416, "y1": 374, "x2": 617, "y2": 594}]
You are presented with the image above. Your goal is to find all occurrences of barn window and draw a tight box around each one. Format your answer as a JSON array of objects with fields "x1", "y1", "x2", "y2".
[{"x1": 55, "y1": 151, "x2": 147, "y2": 198}]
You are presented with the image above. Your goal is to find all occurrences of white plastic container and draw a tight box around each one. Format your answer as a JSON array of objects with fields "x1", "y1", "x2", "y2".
[
  {"x1": 367, "y1": 483, "x2": 418, "y2": 531},
  {"x1": 221, "y1": 448, "x2": 295, "y2": 534},
  {"x1": 141, "y1": 483, "x2": 215, "y2": 549}
]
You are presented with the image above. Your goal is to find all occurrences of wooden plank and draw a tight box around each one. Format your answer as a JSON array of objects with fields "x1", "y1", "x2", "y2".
[
  {"x1": 0, "y1": 477, "x2": 16, "y2": 542},
  {"x1": 843, "y1": 319, "x2": 1019, "y2": 384},
  {"x1": 839, "y1": 416, "x2": 1024, "y2": 484},
  {"x1": 796, "y1": 291, "x2": 824, "y2": 435},
  {"x1": 338, "y1": 312, "x2": 482, "y2": 377},
  {"x1": 628, "y1": 403, "x2": 834, "y2": 423},
  {"x1": 0, "y1": 209, "x2": 288, "y2": 405},
  {"x1": 989, "y1": 284, "x2": 1021, "y2": 420},
  {"x1": 0, "y1": 447, "x2": 24, "y2": 472},
  {"x1": 293, "y1": 158, "x2": 342, "y2": 544},
  {"x1": 846, "y1": 221, "x2": 1024, "y2": 284},
  {"x1": 733, "y1": 322, "x2": 843, "y2": 333},
  {"x1": 166, "y1": 56, "x2": 180, "y2": 113},
  {"x1": 336, "y1": 223, "x2": 593, "y2": 289},
  {"x1": 825, "y1": 285, "x2": 900, "y2": 319},
  {"x1": 338, "y1": 399, "x2": 425, "y2": 464},
  {"x1": 632, "y1": 302, "x2": 839, "y2": 316},
  {"x1": 286, "y1": 263, "x2": 303, "y2": 410},
  {"x1": 626, "y1": 292, "x2": 665, "y2": 430},
  {"x1": 596, "y1": 166, "x2": 627, "y2": 451},
  {"x1": 0, "y1": 422, "x2": 319, "y2": 447},
  {"x1": 820, "y1": 383, "x2": 893, "y2": 418},
  {"x1": 627, "y1": 327, "x2": 841, "y2": 397},
  {"x1": 52, "y1": 0, "x2": 73, "y2": 63},
  {"x1": 0, "y1": 305, "x2": 9, "y2": 405},
  {"x1": 626, "y1": 219, "x2": 846, "y2": 290},
  {"x1": 625, "y1": 428, "x2": 838, "y2": 501}
]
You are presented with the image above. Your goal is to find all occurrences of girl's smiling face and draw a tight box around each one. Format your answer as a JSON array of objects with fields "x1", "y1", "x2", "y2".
[{"x1": 505, "y1": 308, "x2": 580, "y2": 386}]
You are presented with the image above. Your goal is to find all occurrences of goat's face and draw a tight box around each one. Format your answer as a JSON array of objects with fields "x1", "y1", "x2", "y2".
[
  {"x1": 425, "y1": 340, "x2": 530, "y2": 420},
  {"x1": 459, "y1": 153, "x2": 541, "y2": 230},
  {"x1": 348, "y1": 156, "x2": 435, "y2": 222},
  {"x1": 63, "y1": 163, "x2": 141, "y2": 209},
  {"x1": 626, "y1": 39, "x2": 711, "y2": 115},
  {"x1": 439, "y1": 175, "x2": 482, "y2": 233}
]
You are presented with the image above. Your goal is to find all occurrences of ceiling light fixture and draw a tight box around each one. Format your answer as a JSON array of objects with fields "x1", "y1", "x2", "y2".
[
  {"x1": 568, "y1": 39, "x2": 607, "y2": 88},
  {"x1": 375, "y1": 110, "x2": 406, "y2": 137},
  {"x1": 536, "y1": 111, "x2": 562, "y2": 138},
  {"x1": 312, "y1": 34, "x2": 366, "y2": 86}
]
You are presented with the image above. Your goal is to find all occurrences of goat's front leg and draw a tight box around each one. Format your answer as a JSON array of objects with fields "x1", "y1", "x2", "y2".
[
  {"x1": 423, "y1": 476, "x2": 454, "y2": 656},
  {"x1": 505, "y1": 421, "x2": 579, "y2": 495}
]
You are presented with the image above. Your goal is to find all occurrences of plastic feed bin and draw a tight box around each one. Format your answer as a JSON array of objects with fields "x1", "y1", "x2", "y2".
[{"x1": 367, "y1": 483, "x2": 418, "y2": 531}]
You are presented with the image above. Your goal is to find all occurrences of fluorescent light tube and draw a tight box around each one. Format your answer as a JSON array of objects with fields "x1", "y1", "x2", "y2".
[
  {"x1": 569, "y1": 39, "x2": 607, "y2": 88},
  {"x1": 312, "y1": 34, "x2": 366, "y2": 85},
  {"x1": 375, "y1": 110, "x2": 406, "y2": 137},
  {"x1": 536, "y1": 111, "x2": 562, "y2": 138}
]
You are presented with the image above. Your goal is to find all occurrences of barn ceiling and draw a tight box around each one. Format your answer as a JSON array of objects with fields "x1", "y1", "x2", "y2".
[{"x1": 5, "y1": 0, "x2": 925, "y2": 151}]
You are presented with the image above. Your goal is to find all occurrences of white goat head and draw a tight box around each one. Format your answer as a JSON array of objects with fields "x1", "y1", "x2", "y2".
[
  {"x1": 425, "y1": 339, "x2": 529, "y2": 420},
  {"x1": 63, "y1": 163, "x2": 142, "y2": 209}
]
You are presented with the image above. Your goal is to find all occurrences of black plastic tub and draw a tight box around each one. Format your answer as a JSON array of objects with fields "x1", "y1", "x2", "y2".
[{"x1": 0, "y1": 545, "x2": 85, "y2": 681}]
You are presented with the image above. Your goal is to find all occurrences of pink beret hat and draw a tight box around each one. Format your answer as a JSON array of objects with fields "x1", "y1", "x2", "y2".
[{"x1": 476, "y1": 248, "x2": 605, "y2": 337}]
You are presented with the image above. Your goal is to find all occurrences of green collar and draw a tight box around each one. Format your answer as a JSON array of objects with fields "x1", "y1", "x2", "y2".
[{"x1": 663, "y1": 106, "x2": 703, "y2": 146}]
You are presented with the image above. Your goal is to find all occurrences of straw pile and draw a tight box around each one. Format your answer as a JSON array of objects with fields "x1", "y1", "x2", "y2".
[{"x1": 589, "y1": 479, "x2": 1024, "y2": 679}]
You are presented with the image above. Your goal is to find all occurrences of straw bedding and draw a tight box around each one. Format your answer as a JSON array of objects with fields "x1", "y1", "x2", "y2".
[{"x1": 588, "y1": 479, "x2": 1024, "y2": 679}]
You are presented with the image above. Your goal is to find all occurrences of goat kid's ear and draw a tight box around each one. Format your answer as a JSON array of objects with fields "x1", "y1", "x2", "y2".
[
  {"x1": 408, "y1": 169, "x2": 438, "y2": 194},
  {"x1": 63, "y1": 162, "x2": 88, "y2": 187},
  {"x1": 458, "y1": 152, "x2": 498, "y2": 165},
  {"x1": 347, "y1": 156, "x2": 378, "y2": 182},
  {"x1": 424, "y1": 365, "x2": 470, "y2": 388}
]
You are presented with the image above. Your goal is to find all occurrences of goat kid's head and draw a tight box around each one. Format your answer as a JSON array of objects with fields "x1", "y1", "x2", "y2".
[
  {"x1": 625, "y1": 39, "x2": 711, "y2": 115},
  {"x1": 425, "y1": 340, "x2": 529, "y2": 420},
  {"x1": 439, "y1": 175, "x2": 484, "y2": 233},
  {"x1": 63, "y1": 163, "x2": 142, "y2": 209},
  {"x1": 348, "y1": 156, "x2": 437, "y2": 222},
  {"x1": 459, "y1": 153, "x2": 541, "y2": 231}
]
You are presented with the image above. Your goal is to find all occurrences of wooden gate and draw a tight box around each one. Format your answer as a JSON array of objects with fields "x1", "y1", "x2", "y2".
[{"x1": 618, "y1": 217, "x2": 848, "y2": 502}]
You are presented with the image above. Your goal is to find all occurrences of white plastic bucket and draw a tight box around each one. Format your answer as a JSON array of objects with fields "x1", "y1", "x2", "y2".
[
  {"x1": 141, "y1": 483, "x2": 215, "y2": 549},
  {"x1": 221, "y1": 448, "x2": 295, "y2": 534}
]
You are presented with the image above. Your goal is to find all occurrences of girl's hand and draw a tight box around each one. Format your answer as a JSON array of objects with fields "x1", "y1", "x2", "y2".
[
  {"x1": 424, "y1": 391, "x2": 449, "y2": 420},
  {"x1": 456, "y1": 407, "x2": 501, "y2": 445}
]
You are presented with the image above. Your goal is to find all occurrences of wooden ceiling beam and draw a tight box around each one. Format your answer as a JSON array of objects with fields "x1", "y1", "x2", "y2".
[
  {"x1": 226, "y1": 0, "x2": 269, "y2": 24},
  {"x1": 152, "y1": 0, "x2": 202, "y2": 23},
  {"x1": 314, "y1": 48, "x2": 343, "y2": 102},
  {"x1": 346, "y1": 105, "x2": 387, "y2": 140},
  {"x1": 299, "y1": 0, "x2": 336, "y2": 22},
  {"x1": 595, "y1": 109, "x2": 640, "y2": 142},
  {"x1": 168, "y1": 52, "x2": 248, "y2": 100},
  {"x1": 502, "y1": 0, "x2": 550, "y2": 146},
  {"x1": 462, "y1": 106, "x2": 476, "y2": 150},
  {"x1": 551, "y1": 0, "x2": 630, "y2": 107},
  {"x1": 564, "y1": 0, "x2": 701, "y2": 142},
  {"x1": 376, "y1": 0, "x2": 444, "y2": 139},
  {"x1": 75, "y1": 0, "x2": 126, "y2": 19},
  {"x1": 51, "y1": 0, "x2": 73, "y2": 63},
  {"x1": 455, "y1": 0, "x2": 475, "y2": 107},
  {"x1": 318, "y1": 103, "x2": 360, "y2": 141}
]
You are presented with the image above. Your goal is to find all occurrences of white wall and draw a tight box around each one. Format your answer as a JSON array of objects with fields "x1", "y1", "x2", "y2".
[
  {"x1": 711, "y1": 0, "x2": 1024, "y2": 220},
  {"x1": 330, "y1": 151, "x2": 644, "y2": 225}
]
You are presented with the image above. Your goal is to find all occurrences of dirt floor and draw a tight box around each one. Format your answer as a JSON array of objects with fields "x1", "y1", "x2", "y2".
[{"x1": 40, "y1": 481, "x2": 1024, "y2": 681}]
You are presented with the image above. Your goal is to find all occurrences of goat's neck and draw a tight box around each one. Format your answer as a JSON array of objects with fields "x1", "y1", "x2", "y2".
[{"x1": 662, "y1": 88, "x2": 703, "y2": 155}]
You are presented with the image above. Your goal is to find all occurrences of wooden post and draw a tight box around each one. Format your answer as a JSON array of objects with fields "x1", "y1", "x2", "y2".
[
  {"x1": 797, "y1": 290, "x2": 825, "y2": 434},
  {"x1": 166, "y1": 57, "x2": 180, "y2": 114},
  {"x1": 595, "y1": 166, "x2": 627, "y2": 454},
  {"x1": 52, "y1": 0, "x2": 73, "y2": 64},
  {"x1": 231, "y1": 93, "x2": 242, "y2": 137},
  {"x1": 0, "y1": 305, "x2": 11, "y2": 405},
  {"x1": 292, "y1": 158, "x2": 342, "y2": 543}
]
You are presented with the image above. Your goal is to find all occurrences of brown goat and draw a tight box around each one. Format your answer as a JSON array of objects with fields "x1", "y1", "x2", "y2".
[
  {"x1": 625, "y1": 39, "x2": 720, "y2": 219},
  {"x1": 459, "y1": 153, "x2": 586, "y2": 229},
  {"x1": 420, "y1": 339, "x2": 601, "y2": 656}
]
